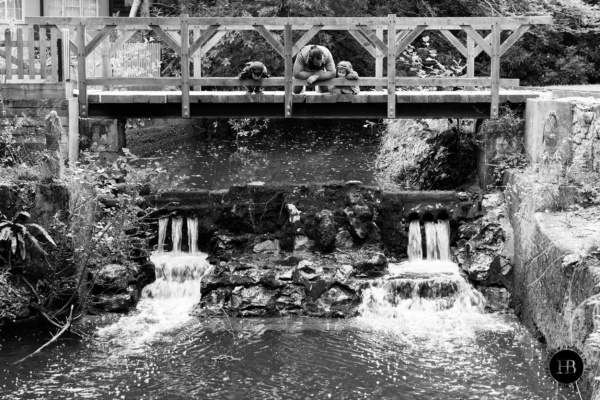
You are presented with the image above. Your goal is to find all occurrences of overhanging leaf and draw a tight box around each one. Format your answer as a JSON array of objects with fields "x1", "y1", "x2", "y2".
[
  {"x1": 26, "y1": 224, "x2": 57, "y2": 247},
  {"x1": 11, "y1": 235, "x2": 17, "y2": 255},
  {"x1": 13, "y1": 211, "x2": 31, "y2": 225},
  {"x1": 0, "y1": 227, "x2": 12, "y2": 241},
  {"x1": 25, "y1": 232, "x2": 47, "y2": 256},
  {"x1": 17, "y1": 232, "x2": 26, "y2": 260}
]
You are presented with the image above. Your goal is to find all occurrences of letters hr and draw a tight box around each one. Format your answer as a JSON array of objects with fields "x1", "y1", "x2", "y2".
[{"x1": 556, "y1": 359, "x2": 577, "y2": 374}]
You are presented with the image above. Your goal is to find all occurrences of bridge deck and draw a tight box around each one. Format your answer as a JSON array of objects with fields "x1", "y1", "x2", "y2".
[{"x1": 83, "y1": 89, "x2": 543, "y2": 119}]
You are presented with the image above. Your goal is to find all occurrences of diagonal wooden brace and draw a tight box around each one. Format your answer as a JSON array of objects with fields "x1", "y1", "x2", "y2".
[
  {"x1": 292, "y1": 25, "x2": 323, "y2": 55},
  {"x1": 201, "y1": 30, "x2": 228, "y2": 54},
  {"x1": 500, "y1": 24, "x2": 531, "y2": 56},
  {"x1": 253, "y1": 25, "x2": 284, "y2": 57},
  {"x1": 461, "y1": 25, "x2": 491, "y2": 57},
  {"x1": 395, "y1": 25, "x2": 427, "y2": 54},
  {"x1": 439, "y1": 29, "x2": 467, "y2": 57},
  {"x1": 189, "y1": 24, "x2": 220, "y2": 56},
  {"x1": 108, "y1": 30, "x2": 136, "y2": 56},
  {"x1": 347, "y1": 30, "x2": 377, "y2": 58},
  {"x1": 85, "y1": 25, "x2": 116, "y2": 57},
  {"x1": 357, "y1": 25, "x2": 388, "y2": 54},
  {"x1": 150, "y1": 25, "x2": 181, "y2": 55}
]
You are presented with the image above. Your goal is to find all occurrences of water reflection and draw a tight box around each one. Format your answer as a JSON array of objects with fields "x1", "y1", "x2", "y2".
[{"x1": 135, "y1": 127, "x2": 381, "y2": 190}]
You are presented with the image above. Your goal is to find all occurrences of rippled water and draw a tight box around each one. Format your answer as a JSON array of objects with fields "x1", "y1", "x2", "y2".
[
  {"x1": 0, "y1": 316, "x2": 578, "y2": 400},
  {"x1": 0, "y1": 254, "x2": 580, "y2": 399}
]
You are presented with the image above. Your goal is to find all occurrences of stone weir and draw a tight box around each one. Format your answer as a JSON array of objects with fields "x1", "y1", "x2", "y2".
[{"x1": 144, "y1": 182, "x2": 482, "y2": 259}]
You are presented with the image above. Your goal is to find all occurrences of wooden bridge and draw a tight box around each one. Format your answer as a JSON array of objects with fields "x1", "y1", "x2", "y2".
[{"x1": 3, "y1": 15, "x2": 552, "y2": 119}]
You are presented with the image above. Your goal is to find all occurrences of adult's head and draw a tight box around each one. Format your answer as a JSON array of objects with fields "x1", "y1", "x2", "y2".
[{"x1": 308, "y1": 45, "x2": 325, "y2": 69}]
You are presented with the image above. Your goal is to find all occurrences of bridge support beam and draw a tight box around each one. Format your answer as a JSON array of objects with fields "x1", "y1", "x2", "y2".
[{"x1": 68, "y1": 97, "x2": 79, "y2": 163}]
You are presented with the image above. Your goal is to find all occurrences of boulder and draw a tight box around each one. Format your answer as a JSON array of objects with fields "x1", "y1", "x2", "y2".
[
  {"x1": 353, "y1": 252, "x2": 388, "y2": 276},
  {"x1": 253, "y1": 239, "x2": 280, "y2": 254},
  {"x1": 316, "y1": 210, "x2": 337, "y2": 252},
  {"x1": 93, "y1": 264, "x2": 135, "y2": 293},
  {"x1": 335, "y1": 229, "x2": 354, "y2": 249},
  {"x1": 95, "y1": 286, "x2": 139, "y2": 312},
  {"x1": 292, "y1": 260, "x2": 324, "y2": 283},
  {"x1": 294, "y1": 235, "x2": 314, "y2": 253},
  {"x1": 344, "y1": 205, "x2": 373, "y2": 239}
]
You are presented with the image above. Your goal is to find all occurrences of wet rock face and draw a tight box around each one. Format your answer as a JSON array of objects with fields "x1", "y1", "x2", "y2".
[
  {"x1": 195, "y1": 252, "x2": 378, "y2": 318},
  {"x1": 91, "y1": 263, "x2": 152, "y2": 312},
  {"x1": 455, "y1": 192, "x2": 514, "y2": 287},
  {"x1": 316, "y1": 210, "x2": 337, "y2": 252}
]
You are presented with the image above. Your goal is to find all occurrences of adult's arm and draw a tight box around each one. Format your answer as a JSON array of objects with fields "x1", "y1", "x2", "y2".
[
  {"x1": 314, "y1": 52, "x2": 336, "y2": 80},
  {"x1": 293, "y1": 53, "x2": 314, "y2": 79}
]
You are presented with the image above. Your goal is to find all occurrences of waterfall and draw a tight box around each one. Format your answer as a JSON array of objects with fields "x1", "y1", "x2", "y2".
[
  {"x1": 425, "y1": 221, "x2": 439, "y2": 260},
  {"x1": 187, "y1": 217, "x2": 198, "y2": 255},
  {"x1": 407, "y1": 220, "x2": 422, "y2": 261},
  {"x1": 436, "y1": 220, "x2": 451, "y2": 261},
  {"x1": 97, "y1": 251, "x2": 212, "y2": 349},
  {"x1": 171, "y1": 217, "x2": 183, "y2": 254},
  {"x1": 158, "y1": 217, "x2": 169, "y2": 252}
]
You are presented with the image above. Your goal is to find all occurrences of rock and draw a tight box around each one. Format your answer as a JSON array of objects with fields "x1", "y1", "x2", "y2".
[
  {"x1": 316, "y1": 285, "x2": 356, "y2": 317},
  {"x1": 276, "y1": 285, "x2": 305, "y2": 309},
  {"x1": 562, "y1": 253, "x2": 582, "y2": 269},
  {"x1": 500, "y1": 259, "x2": 513, "y2": 276},
  {"x1": 335, "y1": 229, "x2": 354, "y2": 249},
  {"x1": 294, "y1": 235, "x2": 314, "y2": 253},
  {"x1": 278, "y1": 269, "x2": 293, "y2": 281},
  {"x1": 93, "y1": 264, "x2": 134, "y2": 293},
  {"x1": 306, "y1": 279, "x2": 333, "y2": 301},
  {"x1": 333, "y1": 264, "x2": 354, "y2": 282},
  {"x1": 253, "y1": 239, "x2": 280, "y2": 254},
  {"x1": 285, "y1": 204, "x2": 301, "y2": 223},
  {"x1": 316, "y1": 210, "x2": 337, "y2": 252},
  {"x1": 260, "y1": 271, "x2": 286, "y2": 289},
  {"x1": 95, "y1": 286, "x2": 139, "y2": 312},
  {"x1": 231, "y1": 286, "x2": 275, "y2": 309},
  {"x1": 293, "y1": 260, "x2": 324, "y2": 283},
  {"x1": 466, "y1": 253, "x2": 493, "y2": 282},
  {"x1": 344, "y1": 205, "x2": 373, "y2": 239},
  {"x1": 353, "y1": 252, "x2": 388, "y2": 276},
  {"x1": 478, "y1": 286, "x2": 512, "y2": 313},
  {"x1": 201, "y1": 272, "x2": 257, "y2": 295}
]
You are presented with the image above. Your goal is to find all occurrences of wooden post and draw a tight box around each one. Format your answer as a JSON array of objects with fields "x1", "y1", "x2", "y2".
[
  {"x1": 490, "y1": 22, "x2": 500, "y2": 118},
  {"x1": 40, "y1": 27, "x2": 47, "y2": 80},
  {"x1": 375, "y1": 26, "x2": 384, "y2": 91},
  {"x1": 284, "y1": 23, "x2": 293, "y2": 118},
  {"x1": 466, "y1": 35, "x2": 474, "y2": 91},
  {"x1": 62, "y1": 29, "x2": 70, "y2": 82},
  {"x1": 51, "y1": 27, "x2": 59, "y2": 82},
  {"x1": 101, "y1": 35, "x2": 110, "y2": 90},
  {"x1": 17, "y1": 27, "x2": 24, "y2": 79},
  {"x1": 68, "y1": 97, "x2": 79, "y2": 163},
  {"x1": 387, "y1": 14, "x2": 396, "y2": 119},
  {"x1": 28, "y1": 26, "x2": 35, "y2": 79},
  {"x1": 5, "y1": 29, "x2": 12, "y2": 81},
  {"x1": 181, "y1": 15, "x2": 190, "y2": 118},
  {"x1": 77, "y1": 23, "x2": 88, "y2": 118},
  {"x1": 192, "y1": 27, "x2": 201, "y2": 90}
]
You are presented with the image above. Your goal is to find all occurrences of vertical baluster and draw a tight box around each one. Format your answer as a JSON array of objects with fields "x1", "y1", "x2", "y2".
[
  {"x1": 387, "y1": 14, "x2": 396, "y2": 119},
  {"x1": 466, "y1": 35, "x2": 474, "y2": 91},
  {"x1": 62, "y1": 29, "x2": 71, "y2": 82},
  {"x1": 39, "y1": 27, "x2": 47, "y2": 80},
  {"x1": 284, "y1": 24, "x2": 293, "y2": 118},
  {"x1": 490, "y1": 22, "x2": 500, "y2": 118},
  {"x1": 51, "y1": 27, "x2": 59, "y2": 81},
  {"x1": 77, "y1": 22, "x2": 88, "y2": 118},
  {"x1": 17, "y1": 27, "x2": 24, "y2": 79},
  {"x1": 181, "y1": 15, "x2": 190, "y2": 118},
  {"x1": 28, "y1": 26, "x2": 35, "y2": 79},
  {"x1": 192, "y1": 27, "x2": 201, "y2": 90},
  {"x1": 6, "y1": 28, "x2": 12, "y2": 81},
  {"x1": 375, "y1": 26, "x2": 384, "y2": 91}
]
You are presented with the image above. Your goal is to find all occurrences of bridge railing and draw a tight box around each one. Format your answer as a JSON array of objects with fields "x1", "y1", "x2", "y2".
[{"x1": 22, "y1": 15, "x2": 552, "y2": 118}]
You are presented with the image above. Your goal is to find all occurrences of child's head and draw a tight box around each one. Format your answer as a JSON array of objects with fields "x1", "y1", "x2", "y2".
[
  {"x1": 251, "y1": 65, "x2": 263, "y2": 79},
  {"x1": 336, "y1": 61, "x2": 353, "y2": 77}
]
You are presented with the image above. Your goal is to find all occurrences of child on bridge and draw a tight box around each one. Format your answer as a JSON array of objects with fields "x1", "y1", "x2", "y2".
[
  {"x1": 238, "y1": 61, "x2": 270, "y2": 94},
  {"x1": 328, "y1": 61, "x2": 360, "y2": 94}
]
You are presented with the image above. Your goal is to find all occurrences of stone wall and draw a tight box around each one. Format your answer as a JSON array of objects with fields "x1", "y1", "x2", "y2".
[
  {"x1": 145, "y1": 182, "x2": 482, "y2": 258},
  {"x1": 0, "y1": 83, "x2": 74, "y2": 159}
]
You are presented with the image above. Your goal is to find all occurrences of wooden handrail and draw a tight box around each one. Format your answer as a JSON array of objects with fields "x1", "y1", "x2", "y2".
[{"x1": 2, "y1": 15, "x2": 553, "y2": 118}]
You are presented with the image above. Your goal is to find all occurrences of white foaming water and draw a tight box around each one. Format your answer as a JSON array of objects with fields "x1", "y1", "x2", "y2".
[
  {"x1": 187, "y1": 217, "x2": 198, "y2": 254},
  {"x1": 96, "y1": 252, "x2": 212, "y2": 350},
  {"x1": 157, "y1": 217, "x2": 168, "y2": 252},
  {"x1": 407, "y1": 220, "x2": 422, "y2": 261},
  {"x1": 424, "y1": 221, "x2": 439, "y2": 260},
  {"x1": 171, "y1": 217, "x2": 183, "y2": 253},
  {"x1": 436, "y1": 220, "x2": 451, "y2": 261},
  {"x1": 356, "y1": 260, "x2": 508, "y2": 339}
]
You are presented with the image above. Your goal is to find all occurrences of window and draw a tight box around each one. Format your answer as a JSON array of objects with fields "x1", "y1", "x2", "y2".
[
  {"x1": 46, "y1": 0, "x2": 98, "y2": 17},
  {"x1": 0, "y1": 0, "x2": 23, "y2": 22}
]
